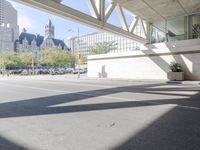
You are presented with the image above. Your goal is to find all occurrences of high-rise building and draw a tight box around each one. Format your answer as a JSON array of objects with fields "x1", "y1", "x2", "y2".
[
  {"x1": 0, "y1": 0, "x2": 17, "y2": 27},
  {"x1": 0, "y1": 0, "x2": 19, "y2": 51},
  {"x1": 68, "y1": 30, "x2": 141, "y2": 57}
]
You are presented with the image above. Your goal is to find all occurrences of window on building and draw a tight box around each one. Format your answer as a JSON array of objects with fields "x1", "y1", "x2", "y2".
[
  {"x1": 150, "y1": 25, "x2": 166, "y2": 43},
  {"x1": 191, "y1": 14, "x2": 200, "y2": 39},
  {"x1": 167, "y1": 16, "x2": 188, "y2": 41}
]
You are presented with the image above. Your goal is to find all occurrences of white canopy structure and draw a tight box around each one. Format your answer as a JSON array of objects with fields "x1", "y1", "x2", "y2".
[
  {"x1": 13, "y1": 0, "x2": 200, "y2": 44},
  {"x1": 13, "y1": 0, "x2": 148, "y2": 43}
]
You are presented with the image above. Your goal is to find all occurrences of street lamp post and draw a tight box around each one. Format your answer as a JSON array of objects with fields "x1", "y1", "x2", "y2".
[
  {"x1": 68, "y1": 28, "x2": 80, "y2": 79},
  {"x1": 77, "y1": 28, "x2": 80, "y2": 79}
]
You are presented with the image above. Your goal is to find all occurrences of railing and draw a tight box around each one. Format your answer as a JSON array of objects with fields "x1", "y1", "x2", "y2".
[{"x1": 167, "y1": 34, "x2": 187, "y2": 42}]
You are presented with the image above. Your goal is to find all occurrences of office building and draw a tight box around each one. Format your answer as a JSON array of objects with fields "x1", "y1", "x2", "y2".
[
  {"x1": 0, "y1": 0, "x2": 19, "y2": 51},
  {"x1": 68, "y1": 28, "x2": 142, "y2": 57}
]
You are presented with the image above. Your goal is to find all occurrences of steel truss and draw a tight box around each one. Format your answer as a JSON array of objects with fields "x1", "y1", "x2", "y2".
[{"x1": 14, "y1": 0, "x2": 148, "y2": 43}]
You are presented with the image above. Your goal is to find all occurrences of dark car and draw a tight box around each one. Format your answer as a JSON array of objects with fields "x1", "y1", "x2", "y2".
[{"x1": 11, "y1": 69, "x2": 23, "y2": 75}]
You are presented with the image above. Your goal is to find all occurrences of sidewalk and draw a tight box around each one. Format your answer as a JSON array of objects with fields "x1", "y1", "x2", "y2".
[{"x1": 1, "y1": 74, "x2": 200, "y2": 85}]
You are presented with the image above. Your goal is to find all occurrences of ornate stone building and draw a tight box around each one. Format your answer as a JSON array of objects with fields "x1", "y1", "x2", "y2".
[{"x1": 16, "y1": 20, "x2": 68, "y2": 52}]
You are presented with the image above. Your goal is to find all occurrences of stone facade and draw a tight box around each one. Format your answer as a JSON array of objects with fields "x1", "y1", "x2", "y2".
[{"x1": 16, "y1": 20, "x2": 68, "y2": 52}]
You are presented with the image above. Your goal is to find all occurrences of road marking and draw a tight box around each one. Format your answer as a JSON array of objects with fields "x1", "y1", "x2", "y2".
[
  {"x1": 0, "y1": 79, "x2": 116, "y2": 89},
  {"x1": 0, "y1": 82, "x2": 71, "y2": 94},
  {"x1": 0, "y1": 82, "x2": 132, "y2": 101}
]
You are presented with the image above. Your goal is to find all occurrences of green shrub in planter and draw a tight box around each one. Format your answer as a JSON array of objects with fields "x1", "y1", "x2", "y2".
[
  {"x1": 168, "y1": 61, "x2": 184, "y2": 81},
  {"x1": 169, "y1": 61, "x2": 182, "y2": 72}
]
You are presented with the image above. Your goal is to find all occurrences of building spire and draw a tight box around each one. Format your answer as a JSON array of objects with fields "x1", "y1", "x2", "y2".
[
  {"x1": 22, "y1": 28, "x2": 27, "y2": 33},
  {"x1": 48, "y1": 19, "x2": 52, "y2": 27},
  {"x1": 45, "y1": 19, "x2": 54, "y2": 39}
]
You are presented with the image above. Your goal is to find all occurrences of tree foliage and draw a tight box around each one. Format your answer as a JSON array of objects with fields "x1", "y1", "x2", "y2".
[
  {"x1": 67, "y1": 54, "x2": 77, "y2": 65},
  {"x1": 0, "y1": 48, "x2": 76, "y2": 69},
  {"x1": 0, "y1": 51, "x2": 19, "y2": 68},
  {"x1": 40, "y1": 48, "x2": 75, "y2": 67},
  {"x1": 80, "y1": 56, "x2": 87, "y2": 65},
  {"x1": 18, "y1": 51, "x2": 36, "y2": 66},
  {"x1": 89, "y1": 41, "x2": 118, "y2": 55}
]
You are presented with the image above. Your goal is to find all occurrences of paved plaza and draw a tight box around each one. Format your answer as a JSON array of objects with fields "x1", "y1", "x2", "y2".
[{"x1": 0, "y1": 75, "x2": 200, "y2": 150}]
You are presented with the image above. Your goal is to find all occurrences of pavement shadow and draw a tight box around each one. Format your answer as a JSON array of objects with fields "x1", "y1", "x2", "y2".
[
  {"x1": 0, "y1": 83, "x2": 163, "y2": 118},
  {"x1": 0, "y1": 82, "x2": 200, "y2": 150},
  {"x1": 0, "y1": 83, "x2": 199, "y2": 118},
  {"x1": 0, "y1": 135, "x2": 33, "y2": 150}
]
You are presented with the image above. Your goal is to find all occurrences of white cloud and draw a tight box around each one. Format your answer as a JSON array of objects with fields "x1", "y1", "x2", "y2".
[{"x1": 18, "y1": 14, "x2": 37, "y2": 32}]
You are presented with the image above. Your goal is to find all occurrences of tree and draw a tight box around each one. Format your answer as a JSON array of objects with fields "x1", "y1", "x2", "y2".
[
  {"x1": 0, "y1": 51, "x2": 20, "y2": 69},
  {"x1": 89, "y1": 41, "x2": 118, "y2": 55},
  {"x1": 40, "y1": 48, "x2": 68, "y2": 67},
  {"x1": 67, "y1": 54, "x2": 76, "y2": 65},
  {"x1": 80, "y1": 56, "x2": 87, "y2": 65},
  {"x1": 18, "y1": 51, "x2": 36, "y2": 67},
  {"x1": 0, "y1": 53, "x2": 4, "y2": 68}
]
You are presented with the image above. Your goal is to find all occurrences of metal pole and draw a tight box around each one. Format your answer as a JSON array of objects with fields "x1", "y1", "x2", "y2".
[
  {"x1": 32, "y1": 58, "x2": 35, "y2": 75},
  {"x1": 77, "y1": 28, "x2": 80, "y2": 79}
]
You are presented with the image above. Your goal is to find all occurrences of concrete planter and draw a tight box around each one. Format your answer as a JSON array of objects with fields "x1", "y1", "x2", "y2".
[{"x1": 167, "y1": 72, "x2": 184, "y2": 81}]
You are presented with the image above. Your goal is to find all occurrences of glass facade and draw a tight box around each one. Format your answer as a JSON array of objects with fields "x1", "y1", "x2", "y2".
[
  {"x1": 167, "y1": 16, "x2": 188, "y2": 41},
  {"x1": 150, "y1": 25, "x2": 166, "y2": 43},
  {"x1": 150, "y1": 12, "x2": 200, "y2": 44},
  {"x1": 190, "y1": 14, "x2": 200, "y2": 39},
  {"x1": 68, "y1": 31, "x2": 141, "y2": 56},
  {"x1": 68, "y1": 13, "x2": 200, "y2": 55}
]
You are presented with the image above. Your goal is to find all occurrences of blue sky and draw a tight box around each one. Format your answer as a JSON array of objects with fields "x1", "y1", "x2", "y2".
[
  {"x1": 8, "y1": 0, "x2": 98, "y2": 42},
  {"x1": 8, "y1": 0, "x2": 134, "y2": 42}
]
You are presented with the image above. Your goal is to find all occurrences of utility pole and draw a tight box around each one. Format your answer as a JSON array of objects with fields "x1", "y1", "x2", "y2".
[
  {"x1": 77, "y1": 28, "x2": 80, "y2": 79},
  {"x1": 31, "y1": 58, "x2": 35, "y2": 75},
  {"x1": 68, "y1": 28, "x2": 80, "y2": 79}
]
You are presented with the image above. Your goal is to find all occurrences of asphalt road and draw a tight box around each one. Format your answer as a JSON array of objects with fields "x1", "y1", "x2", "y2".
[{"x1": 0, "y1": 75, "x2": 200, "y2": 150}]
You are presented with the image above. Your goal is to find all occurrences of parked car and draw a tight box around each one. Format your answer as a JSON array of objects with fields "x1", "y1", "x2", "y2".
[
  {"x1": 72, "y1": 68, "x2": 86, "y2": 74},
  {"x1": 35, "y1": 69, "x2": 50, "y2": 75},
  {"x1": 50, "y1": 68, "x2": 65, "y2": 75},
  {"x1": 20, "y1": 70, "x2": 29, "y2": 76},
  {"x1": 72, "y1": 69, "x2": 78, "y2": 74},
  {"x1": 10, "y1": 69, "x2": 23, "y2": 75},
  {"x1": 65, "y1": 68, "x2": 74, "y2": 74}
]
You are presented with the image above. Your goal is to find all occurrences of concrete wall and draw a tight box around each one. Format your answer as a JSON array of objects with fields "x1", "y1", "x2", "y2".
[{"x1": 87, "y1": 39, "x2": 200, "y2": 80}]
